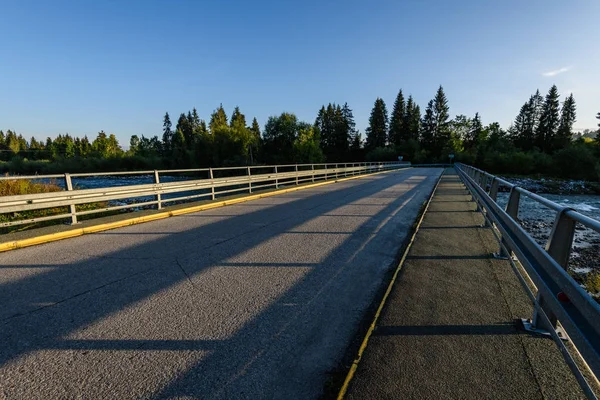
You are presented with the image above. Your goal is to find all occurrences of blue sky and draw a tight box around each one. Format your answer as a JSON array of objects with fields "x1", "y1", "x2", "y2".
[{"x1": 1, "y1": 0, "x2": 599, "y2": 144}]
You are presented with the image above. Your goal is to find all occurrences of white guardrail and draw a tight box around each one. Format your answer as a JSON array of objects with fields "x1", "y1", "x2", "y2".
[
  {"x1": 0, "y1": 162, "x2": 411, "y2": 228},
  {"x1": 456, "y1": 163, "x2": 600, "y2": 399}
]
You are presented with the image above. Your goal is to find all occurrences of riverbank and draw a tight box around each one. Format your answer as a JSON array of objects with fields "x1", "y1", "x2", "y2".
[{"x1": 500, "y1": 175, "x2": 600, "y2": 195}]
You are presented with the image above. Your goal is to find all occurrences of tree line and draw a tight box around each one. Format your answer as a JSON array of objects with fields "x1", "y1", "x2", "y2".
[{"x1": 1, "y1": 86, "x2": 600, "y2": 180}]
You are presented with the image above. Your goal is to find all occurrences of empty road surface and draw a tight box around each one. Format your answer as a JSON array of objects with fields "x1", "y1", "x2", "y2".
[{"x1": 0, "y1": 168, "x2": 441, "y2": 399}]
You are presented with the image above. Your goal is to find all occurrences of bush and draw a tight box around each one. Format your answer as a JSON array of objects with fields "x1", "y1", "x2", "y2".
[
  {"x1": 365, "y1": 147, "x2": 397, "y2": 162},
  {"x1": 552, "y1": 144, "x2": 598, "y2": 180}
]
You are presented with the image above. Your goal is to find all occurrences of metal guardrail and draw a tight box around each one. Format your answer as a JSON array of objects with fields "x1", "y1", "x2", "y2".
[
  {"x1": 455, "y1": 163, "x2": 600, "y2": 398},
  {"x1": 0, "y1": 162, "x2": 410, "y2": 228}
]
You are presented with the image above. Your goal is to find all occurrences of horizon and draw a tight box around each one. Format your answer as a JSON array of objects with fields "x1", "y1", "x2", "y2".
[{"x1": 1, "y1": 0, "x2": 599, "y2": 143}]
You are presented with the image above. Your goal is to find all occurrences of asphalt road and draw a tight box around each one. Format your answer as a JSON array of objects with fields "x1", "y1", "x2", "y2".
[{"x1": 0, "y1": 167, "x2": 441, "y2": 400}]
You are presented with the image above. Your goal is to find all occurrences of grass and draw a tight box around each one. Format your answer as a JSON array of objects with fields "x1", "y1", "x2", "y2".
[
  {"x1": 0, "y1": 177, "x2": 109, "y2": 233},
  {"x1": 0, "y1": 177, "x2": 63, "y2": 196},
  {"x1": 584, "y1": 273, "x2": 600, "y2": 297}
]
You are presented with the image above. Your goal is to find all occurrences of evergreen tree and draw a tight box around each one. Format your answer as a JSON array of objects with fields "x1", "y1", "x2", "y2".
[
  {"x1": 162, "y1": 112, "x2": 173, "y2": 153},
  {"x1": 342, "y1": 102, "x2": 356, "y2": 145},
  {"x1": 230, "y1": 106, "x2": 246, "y2": 130},
  {"x1": 555, "y1": 93, "x2": 576, "y2": 149},
  {"x1": 209, "y1": 104, "x2": 228, "y2": 134},
  {"x1": 365, "y1": 98, "x2": 388, "y2": 149},
  {"x1": 420, "y1": 100, "x2": 436, "y2": 152},
  {"x1": 403, "y1": 96, "x2": 420, "y2": 141},
  {"x1": 536, "y1": 85, "x2": 561, "y2": 152},
  {"x1": 389, "y1": 89, "x2": 405, "y2": 146},
  {"x1": 177, "y1": 113, "x2": 194, "y2": 147},
  {"x1": 250, "y1": 117, "x2": 261, "y2": 139},
  {"x1": 511, "y1": 102, "x2": 529, "y2": 149},
  {"x1": 465, "y1": 113, "x2": 483, "y2": 149},
  {"x1": 431, "y1": 85, "x2": 451, "y2": 157},
  {"x1": 192, "y1": 108, "x2": 200, "y2": 127}
]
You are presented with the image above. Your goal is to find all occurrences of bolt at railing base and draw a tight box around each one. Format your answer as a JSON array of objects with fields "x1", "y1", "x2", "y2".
[
  {"x1": 521, "y1": 318, "x2": 568, "y2": 341},
  {"x1": 492, "y1": 252, "x2": 512, "y2": 260}
]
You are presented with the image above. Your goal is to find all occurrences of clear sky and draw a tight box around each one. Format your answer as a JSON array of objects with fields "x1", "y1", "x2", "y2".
[{"x1": 1, "y1": 0, "x2": 599, "y2": 144}]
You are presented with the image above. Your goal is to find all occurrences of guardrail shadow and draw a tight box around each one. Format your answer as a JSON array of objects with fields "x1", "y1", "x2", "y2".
[{"x1": 0, "y1": 168, "x2": 441, "y2": 398}]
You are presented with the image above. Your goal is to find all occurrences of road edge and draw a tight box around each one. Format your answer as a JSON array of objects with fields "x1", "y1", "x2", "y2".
[{"x1": 334, "y1": 167, "x2": 445, "y2": 399}]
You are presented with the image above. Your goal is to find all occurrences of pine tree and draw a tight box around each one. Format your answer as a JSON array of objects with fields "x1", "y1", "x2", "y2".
[
  {"x1": 555, "y1": 94, "x2": 576, "y2": 149},
  {"x1": 512, "y1": 102, "x2": 529, "y2": 149},
  {"x1": 250, "y1": 117, "x2": 261, "y2": 139},
  {"x1": 431, "y1": 86, "x2": 451, "y2": 157},
  {"x1": 209, "y1": 104, "x2": 228, "y2": 134},
  {"x1": 365, "y1": 98, "x2": 388, "y2": 149},
  {"x1": 341, "y1": 102, "x2": 356, "y2": 144},
  {"x1": 536, "y1": 85, "x2": 560, "y2": 152},
  {"x1": 192, "y1": 108, "x2": 200, "y2": 127},
  {"x1": 177, "y1": 113, "x2": 194, "y2": 146},
  {"x1": 465, "y1": 113, "x2": 483, "y2": 149},
  {"x1": 403, "y1": 96, "x2": 420, "y2": 141},
  {"x1": 389, "y1": 89, "x2": 405, "y2": 146},
  {"x1": 162, "y1": 112, "x2": 173, "y2": 153},
  {"x1": 420, "y1": 100, "x2": 435, "y2": 152},
  {"x1": 230, "y1": 106, "x2": 246, "y2": 130}
]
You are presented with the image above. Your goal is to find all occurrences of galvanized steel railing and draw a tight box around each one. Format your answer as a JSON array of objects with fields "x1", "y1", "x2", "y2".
[
  {"x1": 456, "y1": 163, "x2": 600, "y2": 398},
  {"x1": 0, "y1": 162, "x2": 409, "y2": 228}
]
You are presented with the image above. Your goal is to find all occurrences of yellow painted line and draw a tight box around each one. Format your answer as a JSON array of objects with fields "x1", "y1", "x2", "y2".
[
  {"x1": 336, "y1": 169, "x2": 445, "y2": 400},
  {"x1": 0, "y1": 167, "x2": 407, "y2": 253}
]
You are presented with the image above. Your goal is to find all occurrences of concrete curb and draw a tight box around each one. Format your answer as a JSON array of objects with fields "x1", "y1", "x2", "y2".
[{"x1": 0, "y1": 167, "x2": 405, "y2": 253}]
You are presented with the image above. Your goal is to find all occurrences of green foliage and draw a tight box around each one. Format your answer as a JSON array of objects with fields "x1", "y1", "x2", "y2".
[
  {"x1": 365, "y1": 147, "x2": 397, "y2": 162},
  {"x1": 537, "y1": 85, "x2": 561, "y2": 152},
  {"x1": 2, "y1": 86, "x2": 599, "y2": 185},
  {"x1": 314, "y1": 102, "x2": 356, "y2": 162},
  {"x1": 261, "y1": 113, "x2": 324, "y2": 164},
  {"x1": 389, "y1": 89, "x2": 405, "y2": 146},
  {"x1": 365, "y1": 98, "x2": 388, "y2": 150},
  {"x1": 585, "y1": 273, "x2": 600, "y2": 295}
]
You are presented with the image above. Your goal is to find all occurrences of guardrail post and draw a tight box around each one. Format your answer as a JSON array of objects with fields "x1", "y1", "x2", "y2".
[
  {"x1": 489, "y1": 178, "x2": 499, "y2": 201},
  {"x1": 344, "y1": 163, "x2": 348, "y2": 177},
  {"x1": 335, "y1": 164, "x2": 338, "y2": 180},
  {"x1": 209, "y1": 168, "x2": 215, "y2": 200},
  {"x1": 153, "y1": 170, "x2": 162, "y2": 210},
  {"x1": 325, "y1": 165, "x2": 328, "y2": 180},
  {"x1": 295, "y1": 165, "x2": 299, "y2": 185},
  {"x1": 247, "y1": 167, "x2": 252, "y2": 193},
  {"x1": 64, "y1": 173, "x2": 78, "y2": 224},
  {"x1": 498, "y1": 187, "x2": 521, "y2": 257},
  {"x1": 546, "y1": 208, "x2": 576, "y2": 270},
  {"x1": 530, "y1": 293, "x2": 558, "y2": 332},
  {"x1": 275, "y1": 166, "x2": 279, "y2": 189},
  {"x1": 311, "y1": 165, "x2": 315, "y2": 182}
]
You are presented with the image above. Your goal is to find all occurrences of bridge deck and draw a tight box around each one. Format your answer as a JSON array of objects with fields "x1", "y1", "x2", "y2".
[
  {"x1": 0, "y1": 167, "x2": 439, "y2": 399},
  {"x1": 344, "y1": 170, "x2": 584, "y2": 399}
]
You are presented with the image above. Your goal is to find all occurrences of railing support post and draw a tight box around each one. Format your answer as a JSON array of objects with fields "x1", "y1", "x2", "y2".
[
  {"x1": 528, "y1": 292, "x2": 559, "y2": 332},
  {"x1": 153, "y1": 170, "x2": 162, "y2": 210},
  {"x1": 546, "y1": 208, "x2": 576, "y2": 270},
  {"x1": 275, "y1": 166, "x2": 279, "y2": 189},
  {"x1": 64, "y1": 173, "x2": 78, "y2": 225},
  {"x1": 311, "y1": 165, "x2": 315, "y2": 183},
  {"x1": 209, "y1": 168, "x2": 215, "y2": 200},
  {"x1": 325, "y1": 165, "x2": 328, "y2": 180},
  {"x1": 247, "y1": 166, "x2": 252, "y2": 193},
  {"x1": 489, "y1": 178, "x2": 499, "y2": 201},
  {"x1": 335, "y1": 164, "x2": 338, "y2": 180},
  {"x1": 498, "y1": 187, "x2": 521, "y2": 257},
  {"x1": 295, "y1": 165, "x2": 299, "y2": 185}
]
